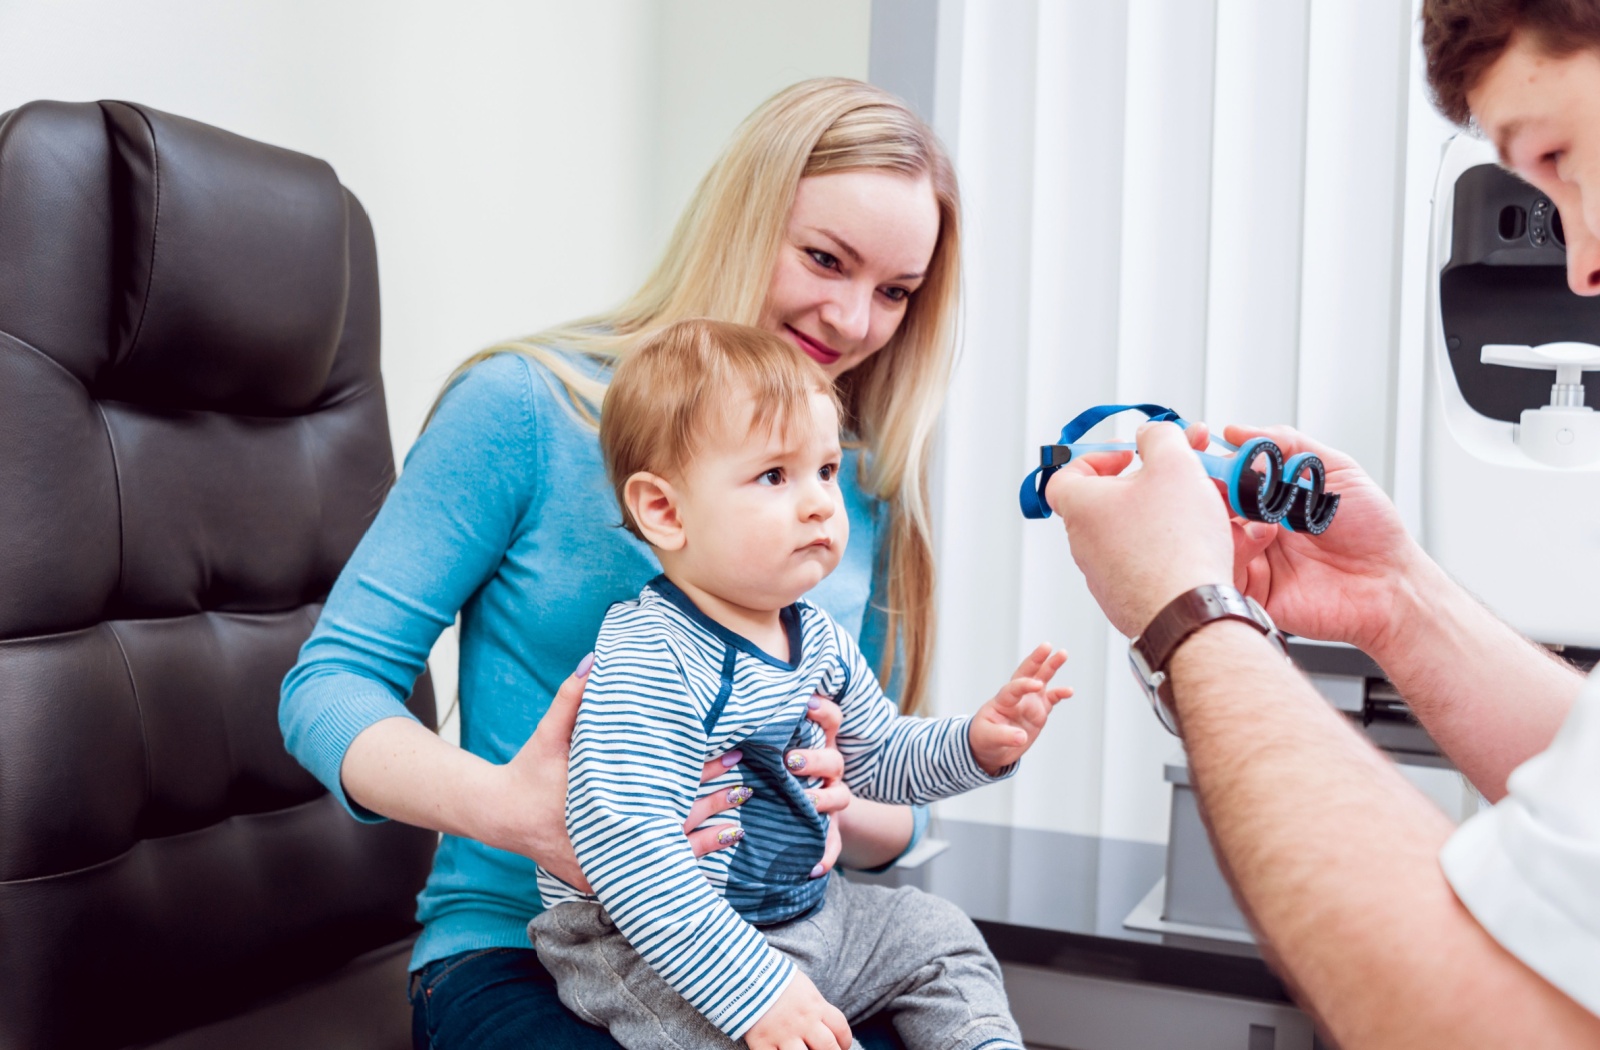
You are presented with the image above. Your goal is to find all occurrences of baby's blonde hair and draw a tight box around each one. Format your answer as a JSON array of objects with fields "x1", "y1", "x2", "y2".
[{"x1": 600, "y1": 320, "x2": 840, "y2": 542}]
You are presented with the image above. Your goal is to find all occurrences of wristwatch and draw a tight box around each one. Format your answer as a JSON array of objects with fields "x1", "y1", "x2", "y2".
[{"x1": 1128, "y1": 584, "x2": 1288, "y2": 735}]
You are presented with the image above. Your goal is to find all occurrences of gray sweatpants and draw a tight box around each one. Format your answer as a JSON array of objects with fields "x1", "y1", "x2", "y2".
[{"x1": 528, "y1": 875, "x2": 1022, "y2": 1050}]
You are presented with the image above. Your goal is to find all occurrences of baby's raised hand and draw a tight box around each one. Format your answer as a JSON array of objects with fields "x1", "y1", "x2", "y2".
[
  {"x1": 968, "y1": 643, "x2": 1071, "y2": 775},
  {"x1": 744, "y1": 970, "x2": 851, "y2": 1050}
]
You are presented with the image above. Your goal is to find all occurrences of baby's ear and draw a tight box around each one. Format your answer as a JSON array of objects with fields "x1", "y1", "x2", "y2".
[{"x1": 625, "y1": 471, "x2": 685, "y2": 551}]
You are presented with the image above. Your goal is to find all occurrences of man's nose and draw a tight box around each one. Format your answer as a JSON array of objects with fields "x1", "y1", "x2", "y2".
[
  {"x1": 1564, "y1": 204, "x2": 1600, "y2": 296},
  {"x1": 821, "y1": 282, "x2": 872, "y2": 344}
]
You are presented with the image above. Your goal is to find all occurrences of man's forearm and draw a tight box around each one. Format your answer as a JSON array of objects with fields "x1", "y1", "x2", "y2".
[
  {"x1": 1365, "y1": 556, "x2": 1584, "y2": 799},
  {"x1": 1170, "y1": 621, "x2": 1600, "y2": 1048}
]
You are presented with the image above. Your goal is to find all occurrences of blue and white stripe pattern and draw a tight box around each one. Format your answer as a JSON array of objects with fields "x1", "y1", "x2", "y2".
[{"x1": 537, "y1": 575, "x2": 1011, "y2": 1038}]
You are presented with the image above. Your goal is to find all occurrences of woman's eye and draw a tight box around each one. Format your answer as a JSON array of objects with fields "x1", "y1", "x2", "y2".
[
  {"x1": 759, "y1": 468, "x2": 785, "y2": 486},
  {"x1": 806, "y1": 249, "x2": 840, "y2": 271},
  {"x1": 880, "y1": 285, "x2": 911, "y2": 303}
]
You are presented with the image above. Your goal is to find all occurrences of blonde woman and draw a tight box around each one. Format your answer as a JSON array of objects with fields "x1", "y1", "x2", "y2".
[{"x1": 280, "y1": 78, "x2": 961, "y2": 1050}]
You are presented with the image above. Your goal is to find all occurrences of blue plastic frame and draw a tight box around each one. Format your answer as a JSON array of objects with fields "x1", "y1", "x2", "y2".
[{"x1": 1018, "y1": 404, "x2": 1339, "y2": 534}]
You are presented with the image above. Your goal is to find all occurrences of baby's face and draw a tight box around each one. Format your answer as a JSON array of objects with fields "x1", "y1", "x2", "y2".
[{"x1": 671, "y1": 391, "x2": 849, "y2": 611}]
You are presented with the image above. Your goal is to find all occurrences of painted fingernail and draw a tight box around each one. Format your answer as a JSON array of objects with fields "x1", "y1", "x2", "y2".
[
  {"x1": 717, "y1": 826, "x2": 745, "y2": 845},
  {"x1": 726, "y1": 786, "x2": 753, "y2": 805},
  {"x1": 575, "y1": 652, "x2": 595, "y2": 679},
  {"x1": 807, "y1": 695, "x2": 822, "y2": 711},
  {"x1": 720, "y1": 750, "x2": 744, "y2": 768},
  {"x1": 809, "y1": 863, "x2": 825, "y2": 878},
  {"x1": 785, "y1": 752, "x2": 807, "y2": 772}
]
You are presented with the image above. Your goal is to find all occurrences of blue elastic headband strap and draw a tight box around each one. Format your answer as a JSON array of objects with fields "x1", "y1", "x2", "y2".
[
  {"x1": 1057, "y1": 403, "x2": 1187, "y2": 444},
  {"x1": 1020, "y1": 407, "x2": 1340, "y2": 532},
  {"x1": 1019, "y1": 404, "x2": 1188, "y2": 519}
]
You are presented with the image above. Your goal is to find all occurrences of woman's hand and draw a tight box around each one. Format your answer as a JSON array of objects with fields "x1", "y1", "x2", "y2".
[
  {"x1": 787, "y1": 694, "x2": 852, "y2": 878},
  {"x1": 497, "y1": 653, "x2": 753, "y2": 893},
  {"x1": 794, "y1": 695, "x2": 925, "y2": 872}
]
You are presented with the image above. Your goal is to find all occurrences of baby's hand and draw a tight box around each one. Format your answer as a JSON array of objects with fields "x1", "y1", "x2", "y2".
[
  {"x1": 744, "y1": 970, "x2": 851, "y2": 1050},
  {"x1": 968, "y1": 643, "x2": 1071, "y2": 776}
]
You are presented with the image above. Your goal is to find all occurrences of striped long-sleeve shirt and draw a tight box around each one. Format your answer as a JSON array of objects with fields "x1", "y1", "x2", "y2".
[{"x1": 536, "y1": 575, "x2": 1012, "y2": 1038}]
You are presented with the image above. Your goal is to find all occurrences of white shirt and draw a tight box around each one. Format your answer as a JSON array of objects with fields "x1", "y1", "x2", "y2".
[{"x1": 1440, "y1": 671, "x2": 1600, "y2": 1016}]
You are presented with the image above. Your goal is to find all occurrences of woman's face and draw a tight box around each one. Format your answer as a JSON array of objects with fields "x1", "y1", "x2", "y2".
[{"x1": 760, "y1": 169, "x2": 941, "y2": 380}]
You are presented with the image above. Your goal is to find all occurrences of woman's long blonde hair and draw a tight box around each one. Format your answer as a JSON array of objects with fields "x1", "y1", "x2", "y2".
[{"x1": 438, "y1": 78, "x2": 961, "y2": 715}]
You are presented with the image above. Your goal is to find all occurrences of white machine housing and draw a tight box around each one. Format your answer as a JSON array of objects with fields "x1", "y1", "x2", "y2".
[{"x1": 1423, "y1": 135, "x2": 1600, "y2": 646}]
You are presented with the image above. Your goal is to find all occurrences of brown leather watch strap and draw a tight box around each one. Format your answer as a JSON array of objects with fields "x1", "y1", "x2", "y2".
[{"x1": 1132, "y1": 584, "x2": 1269, "y2": 677}]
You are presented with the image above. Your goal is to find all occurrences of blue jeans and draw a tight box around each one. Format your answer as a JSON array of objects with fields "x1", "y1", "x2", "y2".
[{"x1": 409, "y1": 947, "x2": 908, "y2": 1049}]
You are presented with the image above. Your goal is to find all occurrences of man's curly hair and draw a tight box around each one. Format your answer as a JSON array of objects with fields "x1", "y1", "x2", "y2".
[{"x1": 1422, "y1": 0, "x2": 1600, "y2": 126}]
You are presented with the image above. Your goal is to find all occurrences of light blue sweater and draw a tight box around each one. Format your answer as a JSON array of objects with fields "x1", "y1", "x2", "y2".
[{"x1": 278, "y1": 351, "x2": 919, "y2": 972}]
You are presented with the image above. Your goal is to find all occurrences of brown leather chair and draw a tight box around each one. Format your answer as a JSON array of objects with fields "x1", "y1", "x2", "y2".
[{"x1": 0, "y1": 100, "x2": 436, "y2": 1050}]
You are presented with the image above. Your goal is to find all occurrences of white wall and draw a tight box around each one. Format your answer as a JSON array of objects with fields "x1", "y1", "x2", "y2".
[
  {"x1": 2, "y1": 0, "x2": 869, "y2": 453},
  {"x1": 2, "y1": 0, "x2": 659, "y2": 454},
  {"x1": 651, "y1": 2, "x2": 871, "y2": 254},
  {"x1": 1, "y1": 0, "x2": 870, "y2": 733}
]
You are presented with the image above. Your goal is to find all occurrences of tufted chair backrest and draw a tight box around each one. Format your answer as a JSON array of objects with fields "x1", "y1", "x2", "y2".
[{"x1": 0, "y1": 100, "x2": 436, "y2": 1049}]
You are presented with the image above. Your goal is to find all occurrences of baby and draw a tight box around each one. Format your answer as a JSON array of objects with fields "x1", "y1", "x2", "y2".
[{"x1": 530, "y1": 319, "x2": 1070, "y2": 1050}]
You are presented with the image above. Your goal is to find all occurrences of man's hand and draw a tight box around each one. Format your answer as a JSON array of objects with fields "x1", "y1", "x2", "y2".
[
  {"x1": 1220, "y1": 424, "x2": 1429, "y2": 656},
  {"x1": 969, "y1": 644, "x2": 1071, "y2": 775},
  {"x1": 744, "y1": 971, "x2": 852, "y2": 1050},
  {"x1": 1044, "y1": 421, "x2": 1236, "y2": 638}
]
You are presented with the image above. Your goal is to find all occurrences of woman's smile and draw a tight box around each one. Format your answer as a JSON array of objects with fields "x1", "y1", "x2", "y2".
[
  {"x1": 785, "y1": 325, "x2": 843, "y2": 366},
  {"x1": 761, "y1": 169, "x2": 940, "y2": 380}
]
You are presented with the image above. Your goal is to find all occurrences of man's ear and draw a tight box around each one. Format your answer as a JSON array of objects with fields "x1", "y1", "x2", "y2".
[{"x1": 624, "y1": 471, "x2": 686, "y2": 551}]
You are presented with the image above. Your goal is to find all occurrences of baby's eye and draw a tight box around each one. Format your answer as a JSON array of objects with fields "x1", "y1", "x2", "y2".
[
  {"x1": 819, "y1": 463, "x2": 838, "y2": 482},
  {"x1": 759, "y1": 468, "x2": 785, "y2": 486}
]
